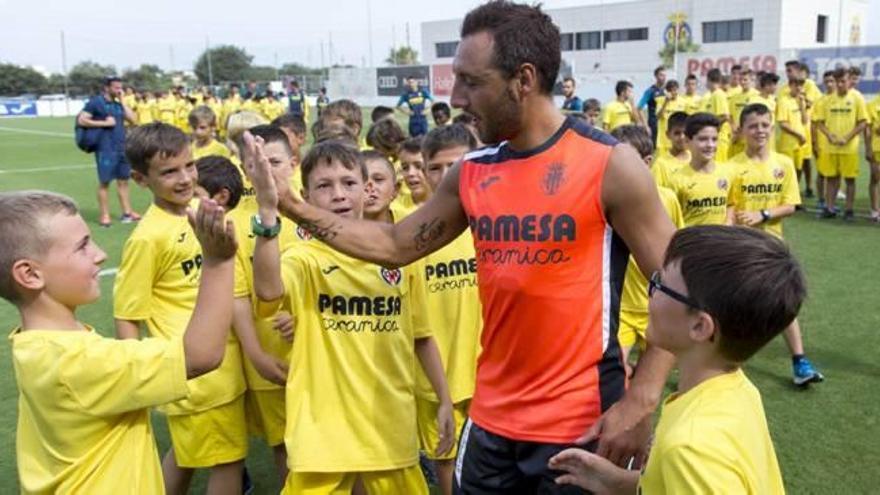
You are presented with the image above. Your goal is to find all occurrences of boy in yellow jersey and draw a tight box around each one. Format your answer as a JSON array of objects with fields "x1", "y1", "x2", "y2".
[
  {"x1": 272, "y1": 113, "x2": 308, "y2": 168},
  {"x1": 408, "y1": 124, "x2": 483, "y2": 495},
  {"x1": 812, "y1": 71, "x2": 837, "y2": 211},
  {"x1": 195, "y1": 139, "x2": 299, "y2": 486},
  {"x1": 655, "y1": 80, "x2": 688, "y2": 154},
  {"x1": 136, "y1": 90, "x2": 157, "y2": 125},
  {"x1": 321, "y1": 99, "x2": 367, "y2": 148},
  {"x1": 729, "y1": 103, "x2": 824, "y2": 386},
  {"x1": 363, "y1": 150, "x2": 404, "y2": 223},
  {"x1": 681, "y1": 74, "x2": 703, "y2": 114},
  {"x1": 397, "y1": 137, "x2": 429, "y2": 213},
  {"x1": 609, "y1": 125, "x2": 685, "y2": 378},
  {"x1": 701, "y1": 69, "x2": 732, "y2": 160},
  {"x1": 114, "y1": 123, "x2": 249, "y2": 495},
  {"x1": 246, "y1": 138, "x2": 455, "y2": 494},
  {"x1": 727, "y1": 64, "x2": 743, "y2": 96},
  {"x1": 603, "y1": 80, "x2": 641, "y2": 132},
  {"x1": 867, "y1": 93, "x2": 880, "y2": 221},
  {"x1": 176, "y1": 92, "x2": 194, "y2": 133},
  {"x1": 754, "y1": 72, "x2": 779, "y2": 116},
  {"x1": 190, "y1": 106, "x2": 232, "y2": 161},
  {"x1": 728, "y1": 69, "x2": 760, "y2": 157},
  {"x1": 3, "y1": 191, "x2": 237, "y2": 494},
  {"x1": 261, "y1": 91, "x2": 286, "y2": 122},
  {"x1": 225, "y1": 111, "x2": 270, "y2": 209},
  {"x1": 156, "y1": 90, "x2": 178, "y2": 125},
  {"x1": 550, "y1": 225, "x2": 797, "y2": 495},
  {"x1": 776, "y1": 78, "x2": 809, "y2": 191},
  {"x1": 815, "y1": 68, "x2": 868, "y2": 221},
  {"x1": 651, "y1": 111, "x2": 691, "y2": 188},
  {"x1": 219, "y1": 84, "x2": 243, "y2": 138},
  {"x1": 666, "y1": 113, "x2": 736, "y2": 226},
  {"x1": 781, "y1": 62, "x2": 822, "y2": 198},
  {"x1": 847, "y1": 66, "x2": 867, "y2": 105},
  {"x1": 204, "y1": 91, "x2": 223, "y2": 125}
]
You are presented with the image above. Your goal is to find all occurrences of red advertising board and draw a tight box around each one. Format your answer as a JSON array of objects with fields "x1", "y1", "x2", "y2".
[
  {"x1": 432, "y1": 64, "x2": 454, "y2": 97},
  {"x1": 686, "y1": 54, "x2": 778, "y2": 76}
]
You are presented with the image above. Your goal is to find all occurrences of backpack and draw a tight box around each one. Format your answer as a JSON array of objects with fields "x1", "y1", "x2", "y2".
[{"x1": 74, "y1": 96, "x2": 109, "y2": 153}]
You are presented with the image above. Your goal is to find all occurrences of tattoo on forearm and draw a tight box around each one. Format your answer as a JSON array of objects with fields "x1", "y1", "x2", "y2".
[
  {"x1": 414, "y1": 218, "x2": 446, "y2": 252},
  {"x1": 299, "y1": 219, "x2": 340, "y2": 241}
]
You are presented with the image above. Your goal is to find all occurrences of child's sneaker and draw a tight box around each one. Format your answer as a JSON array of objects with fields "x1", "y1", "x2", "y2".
[
  {"x1": 793, "y1": 357, "x2": 824, "y2": 386},
  {"x1": 120, "y1": 212, "x2": 141, "y2": 224},
  {"x1": 818, "y1": 208, "x2": 837, "y2": 219},
  {"x1": 842, "y1": 210, "x2": 855, "y2": 223},
  {"x1": 870, "y1": 210, "x2": 880, "y2": 223}
]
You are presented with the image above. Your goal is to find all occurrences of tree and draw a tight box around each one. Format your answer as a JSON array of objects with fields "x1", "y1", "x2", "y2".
[
  {"x1": 122, "y1": 64, "x2": 170, "y2": 92},
  {"x1": 47, "y1": 73, "x2": 67, "y2": 94},
  {"x1": 246, "y1": 65, "x2": 278, "y2": 82},
  {"x1": 194, "y1": 45, "x2": 253, "y2": 84},
  {"x1": 0, "y1": 64, "x2": 48, "y2": 96},
  {"x1": 385, "y1": 46, "x2": 419, "y2": 66},
  {"x1": 279, "y1": 63, "x2": 323, "y2": 76},
  {"x1": 68, "y1": 60, "x2": 117, "y2": 96}
]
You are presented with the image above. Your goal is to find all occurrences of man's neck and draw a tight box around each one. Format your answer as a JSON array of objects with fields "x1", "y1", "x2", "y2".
[
  {"x1": 19, "y1": 296, "x2": 81, "y2": 331},
  {"x1": 506, "y1": 97, "x2": 567, "y2": 151},
  {"x1": 675, "y1": 348, "x2": 739, "y2": 395}
]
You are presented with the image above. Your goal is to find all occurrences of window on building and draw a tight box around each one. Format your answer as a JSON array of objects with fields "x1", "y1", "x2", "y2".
[
  {"x1": 435, "y1": 41, "x2": 459, "y2": 58},
  {"x1": 702, "y1": 19, "x2": 753, "y2": 43},
  {"x1": 561, "y1": 33, "x2": 574, "y2": 51},
  {"x1": 575, "y1": 31, "x2": 602, "y2": 50},
  {"x1": 603, "y1": 27, "x2": 649, "y2": 46},
  {"x1": 816, "y1": 15, "x2": 828, "y2": 43}
]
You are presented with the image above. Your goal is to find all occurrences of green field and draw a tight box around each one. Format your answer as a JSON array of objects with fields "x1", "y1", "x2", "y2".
[{"x1": 1, "y1": 117, "x2": 879, "y2": 494}]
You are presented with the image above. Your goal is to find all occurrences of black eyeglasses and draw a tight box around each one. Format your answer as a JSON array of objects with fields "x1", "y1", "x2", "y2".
[{"x1": 648, "y1": 271, "x2": 703, "y2": 311}]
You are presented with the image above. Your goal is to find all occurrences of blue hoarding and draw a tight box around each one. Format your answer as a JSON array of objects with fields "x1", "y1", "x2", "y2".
[
  {"x1": 0, "y1": 99, "x2": 38, "y2": 118},
  {"x1": 799, "y1": 45, "x2": 880, "y2": 94}
]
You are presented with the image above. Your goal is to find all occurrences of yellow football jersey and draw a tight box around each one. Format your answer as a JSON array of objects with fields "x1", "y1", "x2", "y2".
[
  {"x1": 620, "y1": 186, "x2": 684, "y2": 314},
  {"x1": 868, "y1": 94, "x2": 880, "y2": 155},
  {"x1": 639, "y1": 370, "x2": 785, "y2": 494},
  {"x1": 667, "y1": 162, "x2": 736, "y2": 226},
  {"x1": 602, "y1": 100, "x2": 635, "y2": 131},
  {"x1": 703, "y1": 89, "x2": 731, "y2": 144},
  {"x1": 220, "y1": 96, "x2": 243, "y2": 132},
  {"x1": 728, "y1": 151, "x2": 801, "y2": 238},
  {"x1": 651, "y1": 150, "x2": 691, "y2": 189},
  {"x1": 415, "y1": 230, "x2": 482, "y2": 404},
  {"x1": 278, "y1": 240, "x2": 430, "y2": 472},
  {"x1": 815, "y1": 92, "x2": 869, "y2": 154},
  {"x1": 656, "y1": 96, "x2": 689, "y2": 152},
  {"x1": 775, "y1": 94, "x2": 807, "y2": 153},
  {"x1": 230, "y1": 200, "x2": 307, "y2": 392},
  {"x1": 681, "y1": 93, "x2": 703, "y2": 115},
  {"x1": 113, "y1": 203, "x2": 246, "y2": 415},
  {"x1": 176, "y1": 98, "x2": 193, "y2": 133},
  {"x1": 11, "y1": 326, "x2": 187, "y2": 494},
  {"x1": 261, "y1": 99, "x2": 286, "y2": 122},
  {"x1": 191, "y1": 139, "x2": 232, "y2": 161},
  {"x1": 729, "y1": 88, "x2": 761, "y2": 128},
  {"x1": 136, "y1": 98, "x2": 156, "y2": 125},
  {"x1": 156, "y1": 96, "x2": 178, "y2": 125}
]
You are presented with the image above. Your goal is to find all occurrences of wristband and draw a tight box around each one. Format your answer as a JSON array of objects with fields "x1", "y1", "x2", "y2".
[
  {"x1": 760, "y1": 209, "x2": 771, "y2": 223},
  {"x1": 251, "y1": 214, "x2": 282, "y2": 238}
]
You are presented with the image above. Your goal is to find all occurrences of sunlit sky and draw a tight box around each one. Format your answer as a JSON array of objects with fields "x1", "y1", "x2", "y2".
[{"x1": 1, "y1": 0, "x2": 878, "y2": 75}]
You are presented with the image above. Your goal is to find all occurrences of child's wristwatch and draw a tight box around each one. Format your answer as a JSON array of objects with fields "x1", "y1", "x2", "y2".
[
  {"x1": 251, "y1": 214, "x2": 282, "y2": 238},
  {"x1": 760, "y1": 209, "x2": 771, "y2": 223}
]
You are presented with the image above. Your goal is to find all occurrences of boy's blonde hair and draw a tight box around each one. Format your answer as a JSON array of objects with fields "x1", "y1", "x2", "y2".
[
  {"x1": 0, "y1": 191, "x2": 78, "y2": 303},
  {"x1": 188, "y1": 105, "x2": 217, "y2": 129},
  {"x1": 225, "y1": 110, "x2": 269, "y2": 157}
]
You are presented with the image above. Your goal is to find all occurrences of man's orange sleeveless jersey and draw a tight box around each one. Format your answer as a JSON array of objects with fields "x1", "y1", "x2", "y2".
[{"x1": 458, "y1": 116, "x2": 628, "y2": 443}]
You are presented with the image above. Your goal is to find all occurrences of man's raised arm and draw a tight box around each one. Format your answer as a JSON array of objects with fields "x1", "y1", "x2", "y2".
[{"x1": 244, "y1": 132, "x2": 469, "y2": 268}]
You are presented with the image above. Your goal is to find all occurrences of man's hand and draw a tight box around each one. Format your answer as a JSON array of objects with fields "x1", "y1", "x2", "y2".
[
  {"x1": 242, "y1": 131, "x2": 295, "y2": 215},
  {"x1": 435, "y1": 401, "x2": 455, "y2": 458},
  {"x1": 548, "y1": 448, "x2": 637, "y2": 495},
  {"x1": 187, "y1": 199, "x2": 237, "y2": 262},
  {"x1": 252, "y1": 351, "x2": 289, "y2": 386},
  {"x1": 577, "y1": 396, "x2": 653, "y2": 467},
  {"x1": 104, "y1": 116, "x2": 117, "y2": 128},
  {"x1": 736, "y1": 210, "x2": 764, "y2": 226},
  {"x1": 273, "y1": 311, "x2": 296, "y2": 342}
]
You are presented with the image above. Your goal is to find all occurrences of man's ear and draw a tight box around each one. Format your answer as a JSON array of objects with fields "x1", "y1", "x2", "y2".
[{"x1": 11, "y1": 258, "x2": 45, "y2": 295}]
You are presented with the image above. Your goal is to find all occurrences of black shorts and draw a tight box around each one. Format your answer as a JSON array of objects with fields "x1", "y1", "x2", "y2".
[{"x1": 453, "y1": 419, "x2": 595, "y2": 494}]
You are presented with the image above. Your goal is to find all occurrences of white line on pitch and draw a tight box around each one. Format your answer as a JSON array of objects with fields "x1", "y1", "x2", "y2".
[
  {"x1": 0, "y1": 164, "x2": 92, "y2": 174},
  {"x1": 99, "y1": 268, "x2": 118, "y2": 277},
  {"x1": 0, "y1": 126, "x2": 71, "y2": 138}
]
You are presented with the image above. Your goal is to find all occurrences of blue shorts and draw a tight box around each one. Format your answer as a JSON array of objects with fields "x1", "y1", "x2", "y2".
[
  {"x1": 409, "y1": 117, "x2": 428, "y2": 137},
  {"x1": 95, "y1": 150, "x2": 131, "y2": 184}
]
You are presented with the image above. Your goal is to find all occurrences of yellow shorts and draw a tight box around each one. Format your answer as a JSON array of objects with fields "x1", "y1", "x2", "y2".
[
  {"x1": 617, "y1": 310, "x2": 648, "y2": 350},
  {"x1": 416, "y1": 398, "x2": 470, "y2": 461},
  {"x1": 245, "y1": 388, "x2": 286, "y2": 447},
  {"x1": 818, "y1": 153, "x2": 860, "y2": 179},
  {"x1": 166, "y1": 395, "x2": 248, "y2": 468},
  {"x1": 780, "y1": 148, "x2": 804, "y2": 171},
  {"x1": 282, "y1": 465, "x2": 428, "y2": 495}
]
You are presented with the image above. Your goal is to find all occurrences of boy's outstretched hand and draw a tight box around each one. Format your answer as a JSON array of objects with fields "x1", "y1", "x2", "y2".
[
  {"x1": 435, "y1": 401, "x2": 455, "y2": 458},
  {"x1": 548, "y1": 448, "x2": 638, "y2": 495},
  {"x1": 187, "y1": 199, "x2": 237, "y2": 261},
  {"x1": 242, "y1": 131, "x2": 295, "y2": 214}
]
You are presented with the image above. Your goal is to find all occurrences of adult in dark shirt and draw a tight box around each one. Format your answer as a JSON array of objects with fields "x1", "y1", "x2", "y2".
[
  {"x1": 77, "y1": 76, "x2": 139, "y2": 227},
  {"x1": 638, "y1": 66, "x2": 667, "y2": 146},
  {"x1": 562, "y1": 77, "x2": 584, "y2": 113}
]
